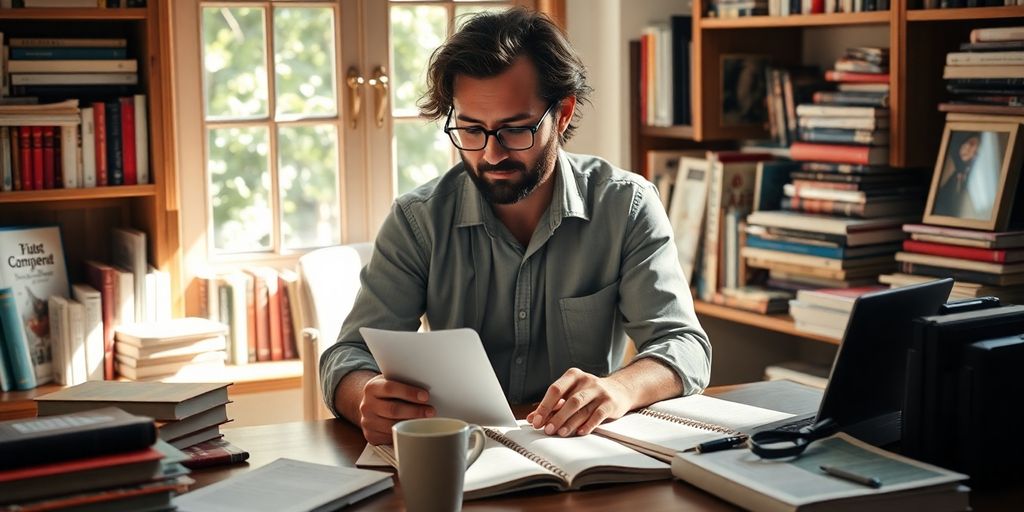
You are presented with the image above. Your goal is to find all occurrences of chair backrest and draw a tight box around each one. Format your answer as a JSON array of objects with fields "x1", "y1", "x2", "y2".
[{"x1": 296, "y1": 242, "x2": 373, "y2": 420}]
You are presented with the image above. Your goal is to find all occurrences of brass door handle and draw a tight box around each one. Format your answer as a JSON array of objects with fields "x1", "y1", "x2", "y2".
[
  {"x1": 368, "y1": 66, "x2": 389, "y2": 129},
  {"x1": 346, "y1": 67, "x2": 364, "y2": 129}
]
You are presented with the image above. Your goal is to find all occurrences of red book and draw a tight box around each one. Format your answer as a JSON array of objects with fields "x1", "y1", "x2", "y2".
[
  {"x1": 902, "y1": 239, "x2": 1024, "y2": 264},
  {"x1": 790, "y1": 142, "x2": 889, "y2": 165},
  {"x1": 180, "y1": 438, "x2": 250, "y2": 469},
  {"x1": 244, "y1": 268, "x2": 271, "y2": 361},
  {"x1": 93, "y1": 102, "x2": 108, "y2": 186},
  {"x1": 810, "y1": 0, "x2": 825, "y2": 13},
  {"x1": 18, "y1": 126, "x2": 32, "y2": 191},
  {"x1": 84, "y1": 260, "x2": 118, "y2": 380},
  {"x1": 0, "y1": 448, "x2": 162, "y2": 483},
  {"x1": 710, "y1": 151, "x2": 775, "y2": 163},
  {"x1": 0, "y1": 448, "x2": 163, "y2": 505},
  {"x1": 31, "y1": 126, "x2": 44, "y2": 190},
  {"x1": 41, "y1": 126, "x2": 55, "y2": 189},
  {"x1": 825, "y1": 70, "x2": 890, "y2": 83},
  {"x1": 279, "y1": 275, "x2": 298, "y2": 360},
  {"x1": 120, "y1": 96, "x2": 137, "y2": 185}
]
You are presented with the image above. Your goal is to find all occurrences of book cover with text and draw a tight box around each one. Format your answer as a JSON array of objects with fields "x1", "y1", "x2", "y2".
[{"x1": 0, "y1": 226, "x2": 70, "y2": 386}]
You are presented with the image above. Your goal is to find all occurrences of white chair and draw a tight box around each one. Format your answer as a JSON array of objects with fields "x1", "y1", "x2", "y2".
[{"x1": 297, "y1": 242, "x2": 374, "y2": 421}]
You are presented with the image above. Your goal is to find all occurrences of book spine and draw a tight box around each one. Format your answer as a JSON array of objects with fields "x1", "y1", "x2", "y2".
[
  {"x1": 228, "y1": 278, "x2": 249, "y2": 366},
  {"x1": 784, "y1": 197, "x2": 864, "y2": 218},
  {"x1": 60, "y1": 125, "x2": 78, "y2": 189},
  {"x1": 80, "y1": 107, "x2": 97, "y2": 188},
  {"x1": 8, "y1": 38, "x2": 127, "y2": 48},
  {"x1": 93, "y1": 102, "x2": 108, "y2": 186},
  {"x1": 267, "y1": 272, "x2": 283, "y2": 361},
  {"x1": 279, "y1": 277, "x2": 297, "y2": 361},
  {"x1": 245, "y1": 277, "x2": 257, "y2": 363},
  {"x1": 0, "y1": 287, "x2": 38, "y2": 390},
  {"x1": 812, "y1": 91, "x2": 889, "y2": 107},
  {"x1": 252, "y1": 273, "x2": 271, "y2": 362},
  {"x1": 11, "y1": 128, "x2": 21, "y2": 191},
  {"x1": 9, "y1": 47, "x2": 128, "y2": 59},
  {"x1": 85, "y1": 265, "x2": 116, "y2": 380},
  {"x1": 0, "y1": 127, "x2": 10, "y2": 192},
  {"x1": 119, "y1": 96, "x2": 136, "y2": 185},
  {"x1": 31, "y1": 126, "x2": 43, "y2": 190},
  {"x1": 824, "y1": 70, "x2": 890, "y2": 83},
  {"x1": 971, "y1": 26, "x2": 1024, "y2": 43},
  {"x1": 902, "y1": 239, "x2": 1005, "y2": 263},
  {"x1": 105, "y1": 100, "x2": 123, "y2": 186},
  {"x1": 0, "y1": 417, "x2": 157, "y2": 471},
  {"x1": 19, "y1": 127, "x2": 31, "y2": 190},
  {"x1": 134, "y1": 94, "x2": 149, "y2": 185},
  {"x1": 73, "y1": 287, "x2": 104, "y2": 382},
  {"x1": 747, "y1": 234, "x2": 844, "y2": 259},
  {"x1": 48, "y1": 297, "x2": 68, "y2": 386},
  {"x1": 700, "y1": 163, "x2": 724, "y2": 301},
  {"x1": 790, "y1": 142, "x2": 879, "y2": 165},
  {"x1": 67, "y1": 301, "x2": 85, "y2": 385}
]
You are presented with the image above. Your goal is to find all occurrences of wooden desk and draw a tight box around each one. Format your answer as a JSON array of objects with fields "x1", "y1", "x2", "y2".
[{"x1": 185, "y1": 382, "x2": 1022, "y2": 511}]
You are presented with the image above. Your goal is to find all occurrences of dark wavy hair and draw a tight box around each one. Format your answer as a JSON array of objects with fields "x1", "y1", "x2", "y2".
[{"x1": 419, "y1": 7, "x2": 592, "y2": 145}]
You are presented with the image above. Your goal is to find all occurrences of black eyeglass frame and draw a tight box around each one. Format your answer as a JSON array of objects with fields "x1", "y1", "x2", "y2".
[{"x1": 443, "y1": 101, "x2": 558, "y2": 151}]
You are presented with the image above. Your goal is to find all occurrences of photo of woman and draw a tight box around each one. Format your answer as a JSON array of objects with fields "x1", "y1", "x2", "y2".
[{"x1": 931, "y1": 129, "x2": 1008, "y2": 222}]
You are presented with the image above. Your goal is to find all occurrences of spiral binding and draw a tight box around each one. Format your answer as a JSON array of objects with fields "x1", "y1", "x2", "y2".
[
  {"x1": 637, "y1": 408, "x2": 739, "y2": 435},
  {"x1": 483, "y1": 428, "x2": 569, "y2": 481}
]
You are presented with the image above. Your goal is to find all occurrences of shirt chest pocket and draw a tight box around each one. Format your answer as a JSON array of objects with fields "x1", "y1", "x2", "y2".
[{"x1": 558, "y1": 280, "x2": 620, "y2": 374}]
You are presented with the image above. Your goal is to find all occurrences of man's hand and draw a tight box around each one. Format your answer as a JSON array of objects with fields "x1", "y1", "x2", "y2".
[
  {"x1": 358, "y1": 374, "x2": 435, "y2": 445},
  {"x1": 525, "y1": 368, "x2": 634, "y2": 437}
]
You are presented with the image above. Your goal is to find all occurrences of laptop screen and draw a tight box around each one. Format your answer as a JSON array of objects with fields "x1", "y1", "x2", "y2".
[{"x1": 816, "y1": 278, "x2": 954, "y2": 445}]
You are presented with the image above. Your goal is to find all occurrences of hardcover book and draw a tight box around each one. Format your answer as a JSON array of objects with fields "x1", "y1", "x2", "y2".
[
  {"x1": 35, "y1": 380, "x2": 230, "y2": 421},
  {"x1": 0, "y1": 226, "x2": 70, "y2": 388},
  {"x1": 179, "y1": 437, "x2": 249, "y2": 469}
]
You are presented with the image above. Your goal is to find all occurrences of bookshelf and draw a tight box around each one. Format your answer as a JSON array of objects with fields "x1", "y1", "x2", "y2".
[
  {"x1": 0, "y1": 3, "x2": 182, "y2": 313},
  {"x1": 631, "y1": 3, "x2": 1024, "y2": 342}
]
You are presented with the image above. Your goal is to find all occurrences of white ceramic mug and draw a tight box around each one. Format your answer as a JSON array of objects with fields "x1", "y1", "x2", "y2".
[{"x1": 393, "y1": 417, "x2": 486, "y2": 512}]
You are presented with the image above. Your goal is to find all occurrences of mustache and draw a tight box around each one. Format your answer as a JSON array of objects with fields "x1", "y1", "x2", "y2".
[{"x1": 478, "y1": 161, "x2": 526, "y2": 173}]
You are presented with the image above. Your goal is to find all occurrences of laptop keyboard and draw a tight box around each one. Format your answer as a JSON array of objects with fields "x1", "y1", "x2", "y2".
[{"x1": 775, "y1": 416, "x2": 817, "y2": 432}]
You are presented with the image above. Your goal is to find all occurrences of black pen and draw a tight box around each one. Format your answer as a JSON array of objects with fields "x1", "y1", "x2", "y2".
[
  {"x1": 820, "y1": 465, "x2": 882, "y2": 488},
  {"x1": 685, "y1": 435, "x2": 749, "y2": 454}
]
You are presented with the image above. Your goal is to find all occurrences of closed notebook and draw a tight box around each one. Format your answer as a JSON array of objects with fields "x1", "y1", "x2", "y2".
[
  {"x1": 594, "y1": 394, "x2": 795, "y2": 462},
  {"x1": 35, "y1": 381, "x2": 230, "y2": 420},
  {"x1": 371, "y1": 420, "x2": 669, "y2": 500},
  {"x1": 0, "y1": 406, "x2": 156, "y2": 471}
]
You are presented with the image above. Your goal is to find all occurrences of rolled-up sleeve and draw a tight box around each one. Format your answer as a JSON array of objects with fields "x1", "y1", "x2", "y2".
[
  {"x1": 319, "y1": 201, "x2": 430, "y2": 417},
  {"x1": 618, "y1": 182, "x2": 712, "y2": 395}
]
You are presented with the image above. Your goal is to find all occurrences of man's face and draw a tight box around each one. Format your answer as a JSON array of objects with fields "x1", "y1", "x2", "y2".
[
  {"x1": 959, "y1": 135, "x2": 980, "y2": 163},
  {"x1": 451, "y1": 57, "x2": 562, "y2": 205}
]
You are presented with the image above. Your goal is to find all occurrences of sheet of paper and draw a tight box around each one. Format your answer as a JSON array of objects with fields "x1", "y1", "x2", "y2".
[
  {"x1": 172, "y1": 458, "x2": 393, "y2": 512},
  {"x1": 360, "y1": 327, "x2": 517, "y2": 427},
  {"x1": 355, "y1": 444, "x2": 391, "y2": 468},
  {"x1": 649, "y1": 393, "x2": 795, "y2": 431}
]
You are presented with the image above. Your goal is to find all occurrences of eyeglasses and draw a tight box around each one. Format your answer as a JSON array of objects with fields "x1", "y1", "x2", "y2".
[
  {"x1": 444, "y1": 102, "x2": 558, "y2": 151},
  {"x1": 749, "y1": 418, "x2": 838, "y2": 460}
]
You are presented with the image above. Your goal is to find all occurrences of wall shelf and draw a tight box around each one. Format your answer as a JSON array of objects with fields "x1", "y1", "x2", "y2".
[
  {"x1": 641, "y1": 125, "x2": 696, "y2": 139},
  {"x1": 907, "y1": 5, "x2": 1024, "y2": 22},
  {"x1": 0, "y1": 185, "x2": 158, "y2": 204},
  {"x1": 694, "y1": 300, "x2": 840, "y2": 345},
  {"x1": 0, "y1": 8, "x2": 147, "y2": 20},
  {"x1": 701, "y1": 11, "x2": 890, "y2": 29}
]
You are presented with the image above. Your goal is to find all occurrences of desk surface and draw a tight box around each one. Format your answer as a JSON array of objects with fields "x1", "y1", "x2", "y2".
[{"x1": 187, "y1": 382, "x2": 1021, "y2": 511}]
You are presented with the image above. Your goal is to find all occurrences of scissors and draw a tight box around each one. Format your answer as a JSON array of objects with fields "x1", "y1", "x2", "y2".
[{"x1": 749, "y1": 418, "x2": 839, "y2": 459}]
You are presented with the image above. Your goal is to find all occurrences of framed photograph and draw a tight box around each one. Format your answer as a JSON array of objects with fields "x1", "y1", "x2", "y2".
[
  {"x1": 720, "y1": 55, "x2": 768, "y2": 127},
  {"x1": 668, "y1": 157, "x2": 711, "y2": 282},
  {"x1": 923, "y1": 121, "x2": 1023, "y2": 231}
]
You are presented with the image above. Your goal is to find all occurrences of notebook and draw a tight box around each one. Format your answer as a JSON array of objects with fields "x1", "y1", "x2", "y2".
[
  {"x1": 593, "y1": 394, "x2": 795, "y2": 462},
  {"x1": 671, "y1": 432, "x2": 969, "y2": 512},
  {"x1": 369, "y1": 420, "x2": 670, "y2": 500}
]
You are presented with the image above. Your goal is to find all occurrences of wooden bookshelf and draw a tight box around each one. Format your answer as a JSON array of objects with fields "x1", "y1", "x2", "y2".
[
  {"x1": 693, "y1": 300, "x2": 840, "y2": 345},
  {"x1": 701, "y1": 11, "x2": 890, "y2": 29},
  {"x1": 0, "y1": 361, "x2": 304, "y2": 421},
  {"x1": 907, "y1": 5, "x2": 1024, "y2": 22},
  {"x1": 0, "y1": 3, "x2": 182, "y2": 309}
]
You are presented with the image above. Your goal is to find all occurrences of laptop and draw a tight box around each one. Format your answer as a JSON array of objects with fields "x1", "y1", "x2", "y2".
[{"x1": 753, "y1": 277, "x2": 954, "y2": 447}]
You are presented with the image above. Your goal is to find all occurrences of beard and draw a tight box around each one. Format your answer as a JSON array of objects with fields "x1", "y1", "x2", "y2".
[{"x1": 463, "y1": 130, "x2": 559, "y2": 205}]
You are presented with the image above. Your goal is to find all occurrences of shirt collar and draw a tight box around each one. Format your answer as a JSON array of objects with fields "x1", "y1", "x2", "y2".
[{"x1": 455, "y1": 149, "x2": 591, "y2": 229}]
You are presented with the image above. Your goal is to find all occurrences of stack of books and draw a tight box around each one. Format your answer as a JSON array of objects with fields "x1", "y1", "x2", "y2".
[
  {"x1": 790, "y1": 48, "x2": 892, "y2": 170},
  {"x1": 4, "y1": 37, "x2": 138, "y2": 100},
  {"x1": 788, "y1": 285, "x2": 885, "y2": 339},
  {"x1": 114, "y1": 318, "x2": 229, "y2": 381},
  {"x1": 883, "y1": 224, "x2": 1024, "y2": 303},
  {"x1": 944, "y1": 26, "x2": 1024, "y2": 108},
  {"x1": 764, "y1": 0, "x2": 890, "y2": 16},
  {"x1": 36, "y1": 381, "x2": 233, "y2": 450},
  {"x1": 0, "y1": 407, "x2": 189, "y2": 511}
]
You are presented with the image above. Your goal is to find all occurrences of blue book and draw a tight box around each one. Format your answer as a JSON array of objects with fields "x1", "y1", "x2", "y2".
[
  {"x1": 0, "y1": 288, "x2": 38, "y2": 391},
  {"x1": 746, "y1": 235, "x2": 844, "y2": 259},
  {"x1": 106, "y1": 100, "x2": 124, "y2": 186},
  {"x1": 0, "y1": 317, "x2": 11, "y2": 392},
  {"x1": 10, "y1": 48, "x2": 128, "y2": 60}
]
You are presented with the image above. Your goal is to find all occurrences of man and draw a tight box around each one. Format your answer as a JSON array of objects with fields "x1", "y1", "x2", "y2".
[{"x1": 320, "y1": 8, "x2": 710, "y2": 446}]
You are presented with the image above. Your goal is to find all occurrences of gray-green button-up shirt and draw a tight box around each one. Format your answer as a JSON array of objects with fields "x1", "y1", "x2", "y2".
[{"x1": 320, "y1": 150, "x2": 711, "y2": 415}]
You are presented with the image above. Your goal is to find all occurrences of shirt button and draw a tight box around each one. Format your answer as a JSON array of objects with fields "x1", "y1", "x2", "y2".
[
  {"x1": 515, "y1": 357, "x2": 524, "y2": 365},
  {"x1": 518, "y1": 310, "x2": 527, "y2": 320}
]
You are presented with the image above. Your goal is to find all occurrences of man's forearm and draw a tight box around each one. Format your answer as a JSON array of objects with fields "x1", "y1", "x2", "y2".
[
  {"x1": 335, "y1": 370, "x2": 378, "y2": 424},
  {"x1": 608, "y1": 357, "x2": 684, "y2": 410}
]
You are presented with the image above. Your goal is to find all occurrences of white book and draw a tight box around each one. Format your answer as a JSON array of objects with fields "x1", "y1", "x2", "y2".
[
  {"x1": 1, "y1": 126, "x2": 10, "y2": 192},
  {"x1": 795, "y1": 105, "x2": 888, "y2": 118},
  {"x1": 80, "y1": 107, "x2": 96, "y2": 188},
  {"x1": 0, "y1": 113, "x2": 80, "y2": 126},
  {"x1": 6, "y1": 60, "x2": 137, "y2": 73},
  {"x1": 47, "y1": 296, "x2": 71, "y2": 386},
  {"x1": 151, "y1": 266, "x2": 171, "y2": 322},
  {"x1": 66, "y1": 299, "x2": 86, "y2": 385},
  {"x1": 11, "y1": 73, "x2": 138, "y2": 86},
  {"x1": 947, "y1": 51, "x2": 1024, "y2": 66},
  {"x1": 172, "y1": 458, "x2": 394, "y2": 512},
  {"x1": 114, "y1": 267, "x2": 135, "y2": 326},
  {"x1": 23, "y1": 0, "x2": 98, "y2": 6},
  {"x1": 134, "y1": 94, "x2": 149, "y2": 185},
  {"x1": 797, "y1": 115, "x2": 889, "y2": 130},
  {"x1": 224, "y1": 272, "x2": 250, "y2": 366},
  {"x1": 111, "y1": 227, "x2": 147, "y2": 323},
  {"x1": 72, "y1": 284, "x2": 104, "y2": 381},
  {"x1": 60, "y1": 125, "x2": 78, "y2": 189}
]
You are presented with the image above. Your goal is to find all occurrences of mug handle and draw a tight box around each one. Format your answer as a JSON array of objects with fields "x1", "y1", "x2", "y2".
[{"x1": 465, "y1": 425, "x2": 486, "y2": 468}]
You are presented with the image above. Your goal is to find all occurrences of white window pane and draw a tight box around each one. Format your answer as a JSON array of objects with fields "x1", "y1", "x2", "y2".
[
  {"x1": 202, "y1": 7, "x2": 269, "y2": 121},
  {"x1": 274, "y1": 6, "x2": 338, "y2": 119},
  {"x1": 389, "y1": 5, "x2": 447, "y2": 117},
  {"x1": 394, "y1": 118, "x2": 452, "y2": 195},
  {"x1": 279, "y1": 124, "x2": 341, "y2": 250},
  {"x1": 208, "y1": 126, "x2": 272, "y2": 253}
]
